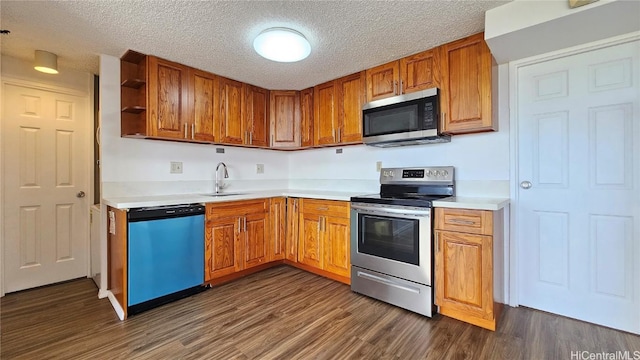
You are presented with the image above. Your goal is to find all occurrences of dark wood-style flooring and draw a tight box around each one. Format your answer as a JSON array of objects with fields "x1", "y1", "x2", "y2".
[{"x1": 2, "y1": 266, "x2": 639, "y2": 359}]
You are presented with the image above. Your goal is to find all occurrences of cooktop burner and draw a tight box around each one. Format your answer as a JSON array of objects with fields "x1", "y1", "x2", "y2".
[{"x1": 350, "y1": 193, "x2": 451, "y2": 207}]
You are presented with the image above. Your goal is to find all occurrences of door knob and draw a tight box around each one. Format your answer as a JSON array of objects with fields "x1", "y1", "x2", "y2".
[
  {"x1": 520, "y1": 181, "x2": 532, "y2": 189},
  {"x1": 76, "y1": 191, "x2": 86, "y2": 198}
]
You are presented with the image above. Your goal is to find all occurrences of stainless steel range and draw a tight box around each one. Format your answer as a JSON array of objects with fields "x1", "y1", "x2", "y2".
[{"x1": 350, "y1": 166, "x2": 454, "y2": 317}]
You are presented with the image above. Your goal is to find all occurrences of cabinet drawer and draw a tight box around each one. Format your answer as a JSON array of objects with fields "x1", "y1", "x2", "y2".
[
  {"x1": 434, "y1": 208, "x2": 493, "y2": 236},
  {"x1": 300, "y1": 199, "x2": 349, "y2": 218},
  {"x1": 206, "y1": 199, "x2": 267, "y2": 220}
]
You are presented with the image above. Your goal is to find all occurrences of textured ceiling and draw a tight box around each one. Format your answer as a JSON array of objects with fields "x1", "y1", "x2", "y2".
[{"x1": 0, "y1": 0, "x2": 510, "y2": 90}]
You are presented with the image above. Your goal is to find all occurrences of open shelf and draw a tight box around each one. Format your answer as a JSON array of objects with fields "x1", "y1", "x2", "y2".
[
  {"x1": 121, "y1": 79, "x2": 146, "y2": 89},
  {"x1": 121, "y1": 50, "x2": 148, "y2": 137},
  {"x1": 121, "y1": 106, "x2": 146, "y2": 114}
]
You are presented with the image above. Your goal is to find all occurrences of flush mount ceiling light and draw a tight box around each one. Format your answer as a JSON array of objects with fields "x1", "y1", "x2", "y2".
[
  {"x1": 253, "y1": 27, "x2": 311, "y2": 63},
  {"x1": 34, "y1": 50, "x2": 59, "y2": 74}
]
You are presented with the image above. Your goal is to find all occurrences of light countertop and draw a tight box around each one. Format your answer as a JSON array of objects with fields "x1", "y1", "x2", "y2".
[
  {"x1": 432, "y1": 196, "x2": 510, "y2": 211},
  {"x1": 103, "y1": 190, "x2": 509, "y2": 211},
  {"x1": 102, "y1": 189, "x2": 370, "y2": 209}
]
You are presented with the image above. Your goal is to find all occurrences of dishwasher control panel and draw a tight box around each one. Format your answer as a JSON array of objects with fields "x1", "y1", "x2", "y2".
[{"x1": 128, "y1": 204, "x2": 205, "y2": 222}]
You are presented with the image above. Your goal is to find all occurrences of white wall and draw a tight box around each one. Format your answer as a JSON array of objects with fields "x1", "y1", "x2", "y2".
[
  {"x1": 485, "y1": 0, "x2": 640, "y2": 63},
  {"x1": 1, "y1": 55, "x2": 91, "y2": 92}
]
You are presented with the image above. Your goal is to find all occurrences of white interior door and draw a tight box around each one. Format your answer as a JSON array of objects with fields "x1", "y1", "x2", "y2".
[
  {"x1": 516, "y1": 40, "x2": 640, "y2": 334},
  {"x1": 3, "y1": 82, "x2": 90, "y2": 293}
]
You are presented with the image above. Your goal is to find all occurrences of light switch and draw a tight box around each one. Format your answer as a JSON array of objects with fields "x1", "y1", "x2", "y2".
[{"x1": 256, "y1": 164, "x2": 264, "y2": 174}]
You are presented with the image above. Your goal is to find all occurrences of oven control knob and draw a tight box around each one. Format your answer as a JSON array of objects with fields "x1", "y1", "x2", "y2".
[
  {"x1": 442, "y1": 170, "x2": 449, "y2": 177},
  {"x1": 426, "y1": 170, "x2": 432, "y2": 177}
]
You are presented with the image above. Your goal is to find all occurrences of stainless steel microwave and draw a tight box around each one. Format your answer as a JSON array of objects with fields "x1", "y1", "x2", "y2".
[{"x1": 362, "y1": 88, "x2": 450, "y2": 147}]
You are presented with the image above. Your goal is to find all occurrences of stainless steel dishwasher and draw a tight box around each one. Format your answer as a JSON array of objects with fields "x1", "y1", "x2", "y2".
[{"x1": 127, "y1": 203, "x2": 206, "y2": 315}]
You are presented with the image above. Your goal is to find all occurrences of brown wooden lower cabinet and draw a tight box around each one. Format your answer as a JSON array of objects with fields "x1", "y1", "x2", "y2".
[
  {"x1": 107, "y1": 206, "x2": 128, "y2": 318},
  {"x1": 203, "y1": 197, "x2": 351, "y2": 285},
  {"x1": 269, "y1": 197, "x2": 286, "y2": 261},
  {"x1": 434, "y1": 207, "x2": 503, "y2": 331},
  {"x1": 205, "y1": 199, "x2": 269, "y2": 281},
  {"x1": 285, "y1": 198, "x2": 299, "y2": 262},
  {"x1": 295, "y1": 198, "x2": 351, "y2": 284}
]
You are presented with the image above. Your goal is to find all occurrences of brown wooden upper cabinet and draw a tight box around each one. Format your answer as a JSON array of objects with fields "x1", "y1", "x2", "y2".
[
  {"x1": 365, "y1": 49, "x2": 438, "y2": 102},
  {"x1": 147, "y1": 56, "x2": 190, "y2": 139},
  {"x1": 270, "y1": 90, "x2": 301, "y2": 148},
  {"x1": 189, "y1": 68, "x2": 217, "y2": 142},
  {"x1": 299, "y1": 87, "x2": 314, "y2": 148},
  {"x1": 123, "y1": 53, "x2": 216, "y2": 142},
  {"x1": 217, "y1": 76, "x2": 245, "y2": 144},
  {"x1": 313, "y1": 80, "x2": 336, "y2": 146},
  {"x1": 314, "y1": 71, "x2": 365, "y2": 146},
  {"x1": 122, "y1": 31, "x2": 495, "y2": 146},
  {"x1": 244, "y1": 84, "x2": 269, "y2": 147},
  {"x1": 439, "y1": 33, "x2": 495, "y2": 134}
]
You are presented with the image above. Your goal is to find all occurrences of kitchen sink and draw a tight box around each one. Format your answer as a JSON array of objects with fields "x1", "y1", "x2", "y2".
[{"x1": 200, "y1": 192, "x2": 246, "y2": 197}]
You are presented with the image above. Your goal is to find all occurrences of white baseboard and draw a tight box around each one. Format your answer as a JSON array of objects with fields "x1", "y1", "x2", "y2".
[{"x1": 107, "y1": 291, "x2": 125, "y2": 320}]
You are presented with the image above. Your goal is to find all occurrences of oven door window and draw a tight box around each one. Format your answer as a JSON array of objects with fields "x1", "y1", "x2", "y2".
[{"x1": 358, "y1": 213, "x2": 419, "y2": 265}]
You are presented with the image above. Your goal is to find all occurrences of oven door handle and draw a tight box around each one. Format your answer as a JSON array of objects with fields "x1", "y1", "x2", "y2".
[
  {"x1": 356, "y1": 271, "x2": 421, "y2": 294},
  {"x1": 351, "y1": 203, "x2": 431, "y2": 217}
]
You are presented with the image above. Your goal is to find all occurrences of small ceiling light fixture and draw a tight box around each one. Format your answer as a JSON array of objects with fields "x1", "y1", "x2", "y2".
[
  {"x1": 34, "y1": 50, "x2": 59, "y2": 74},
  {"x1": 253, "y1": 27, "x2": 311, "y2": 63}
]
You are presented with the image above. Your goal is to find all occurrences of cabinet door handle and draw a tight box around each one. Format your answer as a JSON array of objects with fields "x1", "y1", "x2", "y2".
[
  {"x1": 237, "y1": 217, "x2": 241, "y2": 232},
  {"x1": 442, "y1": 112, "x2": 446, "y2": 125},
  {"x1": 435, "y1": 232, "x2": 440, "y2": 252},
  {"x1": 393, "y1": 80, "x2": 398, "y2": 95},
  {"x1": 183, "y1": 123, "x2": 188, "y2": 139},
  {"x1": 249, "y1": 132, "x2": 253, "y2": 145},
  {"x1": 338, "y1": 128, "x2": 341, "y2": 143},
  {"x1": 191, "y1": 124, "x2": 195, "y2": 139},
  {"x1": 399, "y1": 79, "x2": 404, "y2": 94},
  {"x1": 271, "y1": 134, "x2": 274, "y2": 146},
  {"x1": 333, "y1": 128, "x2": 336, "y2": 141},
  {"x1": 317, "y1": 206, "x2": 329, "y2": 211},
  {"x1": 449, "y1": 219, "x2": 475, "y2": 225},
  {"x1": 243, "y1": 217, "x2": 247, "y2": 232}
]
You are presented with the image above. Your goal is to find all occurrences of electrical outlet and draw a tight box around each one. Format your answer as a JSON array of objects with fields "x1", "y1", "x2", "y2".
[
  {"x1": 256, "y1": 164, "x2": 264, "y2": 174},
  {"x1": 170, "y1": 161, "x2": 183, "y2": 174},
  {"x1": 376, "y1": 161, "x2": 382, "y2": 172},
  {"x1": 216, "y1": 148, "x2": 225, "y2": 154},
  {"x1": 336, "y1": 148, "x2": 343, "y2": 154}
]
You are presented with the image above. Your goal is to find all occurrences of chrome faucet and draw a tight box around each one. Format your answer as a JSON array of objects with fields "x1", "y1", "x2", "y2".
[{"x1": 215, "y1": 162, "x2": 229, "y2": 193}]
